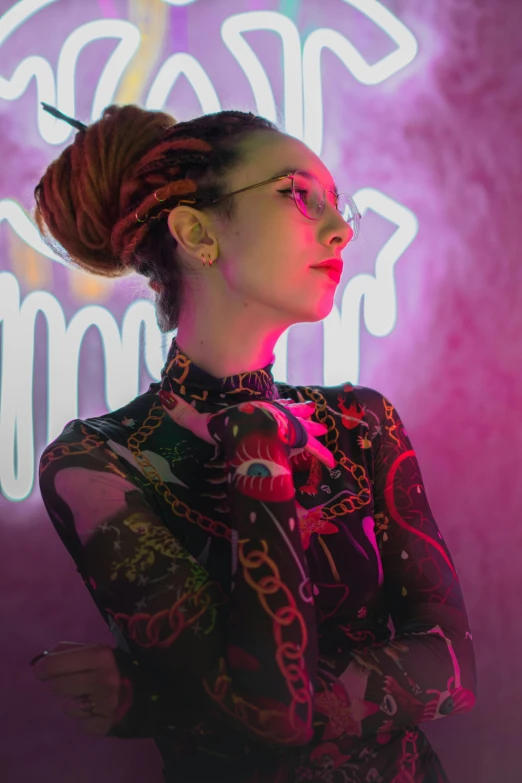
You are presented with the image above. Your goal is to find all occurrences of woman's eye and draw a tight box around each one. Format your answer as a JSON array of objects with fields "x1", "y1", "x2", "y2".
[{"x1": 278, "y1": 188, "x2": 310, "y2": 198}]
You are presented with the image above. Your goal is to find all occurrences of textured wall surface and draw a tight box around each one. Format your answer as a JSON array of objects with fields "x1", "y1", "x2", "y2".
[{"x1": 1, "y1": 0, "x2": 521, "y2": 781}]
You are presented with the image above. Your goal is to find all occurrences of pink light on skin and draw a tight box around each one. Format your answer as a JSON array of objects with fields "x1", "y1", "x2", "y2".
[
  {"x1": 313, "y1": 267, "x2": 342, "y2": 284},
  {"x1": 309, "y1": 230, "x2": 352, "y2": 284},
  {"x1": 0, "y1": 2, "x2": 419, "y2": 501}
]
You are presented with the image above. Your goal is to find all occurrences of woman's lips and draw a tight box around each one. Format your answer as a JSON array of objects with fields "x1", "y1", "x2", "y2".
[{"x1": 312, "y1": 266, "x2": 341, "y2": 283}]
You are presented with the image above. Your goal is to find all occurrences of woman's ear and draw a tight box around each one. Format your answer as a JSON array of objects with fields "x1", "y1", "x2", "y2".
[{"x1": 167, "y1": 206, "x2": 217, "y2": 260}]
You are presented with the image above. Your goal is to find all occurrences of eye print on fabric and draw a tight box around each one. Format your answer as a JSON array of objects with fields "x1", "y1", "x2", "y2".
[{"x1": 228, "y1": 431, "x2": 295, "y2": 502}]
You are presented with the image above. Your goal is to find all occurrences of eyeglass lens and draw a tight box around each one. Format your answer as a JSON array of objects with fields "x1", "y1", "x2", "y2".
[{"x1": 292, "y1": 170, "x2": 359, "y2": 238}]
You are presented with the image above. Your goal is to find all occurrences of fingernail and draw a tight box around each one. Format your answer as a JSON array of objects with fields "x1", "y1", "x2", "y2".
[
  {"x1": 29, "y1": 651, "x2": 48, "y2": 666},
  {"x1": 159, "y1": 390, "x2": 177, "y2": 410}
]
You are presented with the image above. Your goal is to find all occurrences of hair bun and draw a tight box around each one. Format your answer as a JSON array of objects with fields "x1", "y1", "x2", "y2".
[{"x1": 34, "y1": 104, "x2": 177, "y2": 278}]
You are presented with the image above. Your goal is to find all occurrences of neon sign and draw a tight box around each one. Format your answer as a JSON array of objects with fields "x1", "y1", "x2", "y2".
[{"x1": 0, "y1": 0, "x2": 419, "y2": 501}]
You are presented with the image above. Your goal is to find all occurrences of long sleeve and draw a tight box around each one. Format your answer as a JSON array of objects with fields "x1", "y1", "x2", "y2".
[
  {"x1": 311, "y1": 389, "x2": 477, "y2": 742},
  {"x1": 100, "y1": 389, "x2": 477, "y2": 750},
  {"x1": 38, "y1": 404, "x2": 318, "y2": 748}
]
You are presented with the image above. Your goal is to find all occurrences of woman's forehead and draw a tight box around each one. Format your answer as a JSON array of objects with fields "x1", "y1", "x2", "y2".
[{"x1": 238, "y1": 132, "x2": 336, "y2": 191}]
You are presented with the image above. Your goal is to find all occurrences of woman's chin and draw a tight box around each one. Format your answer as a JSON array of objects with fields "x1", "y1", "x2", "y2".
[
  {"x1": 288, "y1": 307, "x2": 335, "y2": 326},
  {"x1": 276, "y1": 291, "x2": 336, "y2": 326},
  {"x1": 303, "y1": 297, "x2": 337, "y2": 323}
]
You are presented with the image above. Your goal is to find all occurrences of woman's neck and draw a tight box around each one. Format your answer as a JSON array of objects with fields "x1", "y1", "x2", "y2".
[
  {"x1": 174, "y1": 327, "x2": 280, "y2": 379},
  {"x1": 175, "y1": 302, "x2": 289, "y2": 378}
]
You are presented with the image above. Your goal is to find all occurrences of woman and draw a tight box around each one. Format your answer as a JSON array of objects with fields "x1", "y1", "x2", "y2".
[{"x1": 33, "y1": 104, "x2": 476, "y2": 782}]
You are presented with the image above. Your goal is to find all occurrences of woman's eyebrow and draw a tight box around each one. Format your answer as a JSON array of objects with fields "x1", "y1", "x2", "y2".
[
  {"x1": 269, "y1": 168, "x2": 298, "y2": 181},
  {"x1": 270, "y1": 168, "x2": 339, "y2": 195}
]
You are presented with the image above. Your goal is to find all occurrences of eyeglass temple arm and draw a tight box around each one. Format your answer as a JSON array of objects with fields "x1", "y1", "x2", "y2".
[{"x1": 209, "y1": 174, "x2": 294, "y2": 205}]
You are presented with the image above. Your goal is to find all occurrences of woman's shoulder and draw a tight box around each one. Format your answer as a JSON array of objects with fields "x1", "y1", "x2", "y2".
[
  {"x1": 275, "y1": 380, "x2": 390, "y2": 420},
  {"x1": 42, "y1": 389, "x2": 160, "y2": 454}
]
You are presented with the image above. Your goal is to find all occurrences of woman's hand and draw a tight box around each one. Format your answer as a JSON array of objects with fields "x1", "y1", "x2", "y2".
[
  {"x1": 31, "y1": 642, "x2": 129, "y2": 736},
  {"x1": 158, "y1": 391, "x2": 335, "y2": 469}
]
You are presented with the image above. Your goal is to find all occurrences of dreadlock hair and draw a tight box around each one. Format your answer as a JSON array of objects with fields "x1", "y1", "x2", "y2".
[{"x1": 34, "y1": 104, "x2": 279, "y2": 332}]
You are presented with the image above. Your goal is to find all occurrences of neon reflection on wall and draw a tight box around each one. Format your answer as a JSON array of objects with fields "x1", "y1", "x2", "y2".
[{"x1": 0, "y1": 0, "x2": 418, "y2": 501}]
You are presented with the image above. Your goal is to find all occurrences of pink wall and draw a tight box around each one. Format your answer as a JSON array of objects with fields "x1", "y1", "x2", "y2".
[{"x1": 1, "y1": 0, "x2": 522, "y2": 781}]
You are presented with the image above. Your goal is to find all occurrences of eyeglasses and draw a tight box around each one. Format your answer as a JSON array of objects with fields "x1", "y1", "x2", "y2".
[{"x1": 180, "y1": 170, "x2": 361, "y2": 240}]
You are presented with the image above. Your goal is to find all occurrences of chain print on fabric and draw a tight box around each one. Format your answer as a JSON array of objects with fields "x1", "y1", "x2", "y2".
[
  {"x1": 199, "y1": 403, "x2": 314, "y2": 745},
  {"x1": 165, "y1": 349, "x2": 276, "y2": 399},
  {"x1": 127, "y1": 402, "x2": 233, "y2": 542},
  {"x1": 382, "y1": 395, "x2": 401, "y2": 448},
  {"x1": 99, "y1": 513, "x2": 228, "y2": 648},
  {"x1": 126, "y1": 399, "x2": 313, "y2": 745},
  {"x1": 165, "y1": 353, "x2": 191, "y2": 390},
  {"x1": 301, "y1": 387, "x2": 372, "y2": 520},
  {"x1": 395, "y1": 729, "x2": 420, "y2": 782},
  {"x1": 39, "y1": 425, "x2": 105, "y2": 476},
  {"x1": 40, "y1": 423, "x2": 227, "y2": 648},
  {"x1": 203, "y1": 536, "x2": 314, "y2": 746}
]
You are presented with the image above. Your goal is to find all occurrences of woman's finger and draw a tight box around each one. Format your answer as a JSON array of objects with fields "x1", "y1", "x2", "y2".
[
  {"x1": 33, "y1": 644, "x2": 113, "y2": 681},
  {"x1": 158, "y1": 392, "x2": 317, "y2": 444},
  {"x1": 275, "y1": 400, "x2": 316, "y2": 418},
  {"x1": 48, "y1": 670, "x2": 118, "y2": 701},
  {"x1": 48, "y1": 641, "x2": 91, "y2": 653},
  {"x1": 158, "y1": 390, "x2": 213, "y2": 443},
  {"x1": 63, "y1": 686, "x2": 118, "y2": 720},
  {"x1": 64, "y1": 699, "x2": 103, "y2": 720},
  {"x1": 305, "y1": 435, "x2": 336, "y2": 470},
  {"x1": 302, "y1": 420, "x2": 328, "y2": 436},
  {"x1": 30, "y1": 641, "x2": 93, "y2": 667}
]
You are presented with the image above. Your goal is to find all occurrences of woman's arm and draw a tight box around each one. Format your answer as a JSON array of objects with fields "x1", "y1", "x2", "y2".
[
  {"x1": 312, "y1": 387, "x2": 477, "y2": 741},
  {"x1": 39, "y1": 404, "x2": 318, "y2": 748},
  {"x1": 60, "y1": 390, "x2": 476, "y2": 743}
]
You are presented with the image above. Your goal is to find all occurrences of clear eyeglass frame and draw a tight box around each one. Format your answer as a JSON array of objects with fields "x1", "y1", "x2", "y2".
[{"x1": 177, "y1": 169, "x2": 361, "y2": 239}]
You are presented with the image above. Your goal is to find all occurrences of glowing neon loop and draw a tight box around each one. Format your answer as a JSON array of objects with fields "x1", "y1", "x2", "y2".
[
  {"x1": 0, "y1": 0, "x2": 60, "y2": 48},
  {"x1": 0, "y1": 14, "x2": 141, "y2": 145},
  {"x1": 146, "y1": 53, "x2": 221, "y2": 113},
  {"x1": 0, "y1": 199, "x2": 61, "y2": 263},
  {"x1": 161, "y1": 0, "x2": 199, "y2": 6},
  {"x1": 322, "y1": 189, "x2": 418, "y2": 387},
  {"x1": 0, "y1": 188, "x2": 417, "y2": 501},
  {"x1": 0, "y1": 0, "x2": 420, "y2": 501},
  {"x1": 303, "y1": 0, "x2": 418, "y2": 152},
  {"x1": 221, "y1": 12, "x2": 303, "y2": 140},
  {"x1": 0, "y1": 272, "x2": 171, "y2": 502}
]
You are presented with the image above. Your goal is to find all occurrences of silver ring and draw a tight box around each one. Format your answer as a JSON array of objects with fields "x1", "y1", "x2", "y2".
[{"x1": 291, "y1": 419, "x2": 308, "y2": 449}]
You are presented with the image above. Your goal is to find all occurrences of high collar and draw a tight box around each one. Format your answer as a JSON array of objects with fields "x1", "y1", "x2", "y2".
[{"x1": 159, "y1": 337, "x2": 280, "y2": 403}]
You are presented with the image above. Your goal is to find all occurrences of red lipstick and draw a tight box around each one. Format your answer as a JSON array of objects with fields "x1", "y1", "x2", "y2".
[{"x1": 310, "y1": 258, "x2": 343, "y2": 283}]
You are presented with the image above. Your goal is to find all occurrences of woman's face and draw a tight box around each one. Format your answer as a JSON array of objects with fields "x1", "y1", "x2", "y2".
[
  {"x1": 176, "y1": 131, "x2": 355, "y2": 330},
  {"x1": 175, "y1": 131, "x2": 353, "y2": 330}
]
